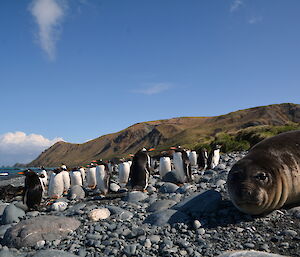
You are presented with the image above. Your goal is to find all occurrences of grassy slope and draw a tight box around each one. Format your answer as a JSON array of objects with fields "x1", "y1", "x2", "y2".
[{"x1": 28, "y1": 103, "x2": 300, "y2": 167}]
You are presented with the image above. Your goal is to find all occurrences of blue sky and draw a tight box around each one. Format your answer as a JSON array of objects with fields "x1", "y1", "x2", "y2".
[{"x1": 0, "y1": 0, "x2": 299, "y2": 165}]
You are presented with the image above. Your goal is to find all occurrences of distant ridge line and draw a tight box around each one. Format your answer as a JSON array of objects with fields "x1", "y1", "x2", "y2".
[{"x1": 27, "y1": 103, "x2": 300, "y2": 167}]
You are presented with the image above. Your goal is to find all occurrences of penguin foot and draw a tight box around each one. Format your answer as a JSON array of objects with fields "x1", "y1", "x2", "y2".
[{"x1": 50, "y1": 195, "x2": 60, "y2": 200}]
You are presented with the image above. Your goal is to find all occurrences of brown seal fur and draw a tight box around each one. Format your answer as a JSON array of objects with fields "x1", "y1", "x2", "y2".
[{"x1": 227, "y1": 130, "x2": 300, "y2": 215}]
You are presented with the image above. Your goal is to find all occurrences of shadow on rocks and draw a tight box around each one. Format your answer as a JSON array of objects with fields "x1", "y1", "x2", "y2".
[{"x1": 195, "y1": 199, "x2": 256, "y2": 229}]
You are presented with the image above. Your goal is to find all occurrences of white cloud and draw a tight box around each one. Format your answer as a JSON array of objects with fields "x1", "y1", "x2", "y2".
[
  {"x1": 0, "y1": 131, "x2": 63, "y2": 166},
  {"x1": 248, "y1": 16, "x2": 263, "y2": 24},
  {"x1": 230, "y1": 0, "x2": 243, "y2": 12},
  {"x1": 29, "y1": 0, "x2": 67, "y2": 60},
  {"x1": 133, "y1": 83, "x2": 172, "y2": 95}
]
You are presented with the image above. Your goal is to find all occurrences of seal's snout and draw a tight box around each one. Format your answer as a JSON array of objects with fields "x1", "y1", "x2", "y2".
[{"x1": 239, "y1": 187, "x2": 256, "y2": 201}]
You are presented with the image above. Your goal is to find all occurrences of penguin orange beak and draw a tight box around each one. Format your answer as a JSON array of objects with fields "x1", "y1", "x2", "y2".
[
  {"x1": 18, "y1": 171, "x2": 25, "y2": 175},
  {"x1": 148, "y1": 148, "x2": 155, "y2": 152},
  {"x1": 170, "y1": 147, "x2": 177, "y2": 150}
]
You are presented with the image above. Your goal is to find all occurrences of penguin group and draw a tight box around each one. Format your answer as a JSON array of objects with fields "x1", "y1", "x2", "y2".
[{"x1": 18, "y1": 143, "x2": 221, "y2": 210}]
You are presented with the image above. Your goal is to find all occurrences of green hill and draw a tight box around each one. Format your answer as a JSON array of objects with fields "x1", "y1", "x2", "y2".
[{"x1": 28, "y1": 103, "x2": 300, "y2": 167}]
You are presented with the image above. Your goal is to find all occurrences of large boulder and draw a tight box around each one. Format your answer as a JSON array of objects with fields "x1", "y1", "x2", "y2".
[
  {"x1": 3, "y1": 215, "x2": 80, "y2": 248},
  {"x1": 162, "y1": 171, "x2": 184, "y2": 184},
  {"x1": 144, "y1": 209, "x2": 190, "y2": 226},
  {"x1": 172, "y1": 190, "x2": 221, "y2": 217},
  {"x1": 0, "y1": 246, "x2": 17, "y2": 257},
  {"x1": 67, "y1": 185, "x2": 85, "y2": 200},
  {"x1": 0, "y1": 224, "x2": 11, "y2": 239},
  {"x1": 1, "y1": 204, "x2": 25, "y2": 225},
  {"x1": 0, "y1": 203, "x2": 9, "y2": 216}
]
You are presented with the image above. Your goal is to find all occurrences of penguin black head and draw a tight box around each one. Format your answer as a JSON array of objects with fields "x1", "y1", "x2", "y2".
[
  {"x1": 213, "y1": 144, "x2": 222, "y2": 150},
  {"x1": 53, "y1": 168, "x2": 62, "y2": 174},
  {"x1": 18, "y1": 169, "x2": 33, "y2": 176}
]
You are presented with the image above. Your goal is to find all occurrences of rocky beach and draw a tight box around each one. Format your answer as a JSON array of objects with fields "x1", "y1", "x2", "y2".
[{"x1": 0, "y1": 152, "x2": 299, "y2": 257}]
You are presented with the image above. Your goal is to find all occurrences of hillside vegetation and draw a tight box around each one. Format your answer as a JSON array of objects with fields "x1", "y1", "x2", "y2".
[{"x1": 28, "y1": 103, "x2": 300, "y2": 167}]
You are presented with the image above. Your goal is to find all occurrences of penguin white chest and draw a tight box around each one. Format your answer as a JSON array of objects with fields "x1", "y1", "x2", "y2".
[
  {"x1": 79, "y1": 168, "x2": 86, "y2": 182},
  {"x1": 173, "y1": 152, "x2": 186, "y2": 181},
  {"x1": 96, "y1": 165, "x2": 108, "y2": 194},
  {"x1": 211, "y1": 149, "x2": 220, "y2": 168},
  {"x1": 70, "y1": 171, "x2": 83, "y2": 186},
  {"x1": 61, "y1": 171, "x2": 71, "y2": 192},
  {"x1": 189, "y1": 151, "x2": 198, "y2": 166},
  {"x1": 159, "y1": 157, "x2": 171, "y2": 178},
  {"x1": 87, "y1": 167, "x2": 97, "y2": 188},
  {"x1": 119, "y1": 162, "x2": 130, "y2": 184},
  {"x1": 48, "y1": 173, "x2": 64, "y2": 198}
]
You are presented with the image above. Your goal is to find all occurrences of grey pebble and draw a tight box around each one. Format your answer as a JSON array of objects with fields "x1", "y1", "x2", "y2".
[
  {"x1": 193, "y1": 220, "x2": 201, "y2": 229},
  {"x1": 159, "y1": 183, "x2": 179, "y2": 194},
  {"x1": 149, "y1": 235, "x2": 160, "y2": 243},
  {"x1": 124, "y1": 191, "x2": 148, "y2": 203},
  {"x1": 109, "y1": 183, "x2": 120, "y2": 192},
  {"x1": 32, "y1": 250, "x2": 78, "y2": 257},
  {"x1": 147, "y1": 200, "x2": 177, "y2": 213},
  {"x1": 282, "y1": 229, "x2": 297, "y2": 237},
  {"x1": 244, "y1": 243, "x2": 255, "y2": 249},
  {"x1": 124, "y1": 244, "x2": 137, "y2": 256},
  {"x1": 144, "y1": 239, "x2": 151, "y2": 248}
]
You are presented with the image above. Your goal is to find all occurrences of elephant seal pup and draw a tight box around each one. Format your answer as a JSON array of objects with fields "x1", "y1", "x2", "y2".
[{"x1": 227, "y1": 130, "x2": 300, "y2": 215}]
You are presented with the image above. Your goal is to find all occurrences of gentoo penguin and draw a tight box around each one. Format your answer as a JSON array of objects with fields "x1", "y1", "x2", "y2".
[
  {"x1": 39, "y1": 167, "x2": 48, "y2": 187},
  {"x1": 207, "y1": 144, "x2": 222, "y2": 169},
  {"x1": 79, "y1": 166, "x2": 86, "y2": 182},
  {"x1": 70, "y1": 168, "x2": 83, "y2": 187},
  {"x1": 61, "y1": 168, "x2": 70, "y2": 194},
  {"x1": 128, "y1": 148, "x2": 150, "y2": 191},
  {"x1": 21, "y1": 169, "x2": 43, "y2": 210},
  {"x1": 48, "y1": 168, "x2": 64, "y2": 199},
  {"x1": 173, "y1": 147, "x2": 192, "y2": 183},
  {"x1": 159, "y1": 156, "x2": 171, "y2": 178},
  {"x1": 86, "y1": 164, "x2": 97, "y2": 189},
  {"x1": 118, "y1": 160, "x2": 131, "y2": 187},
  {"x1": 189, "y1": 151, "x2": 198, "y2": 166},
  {"x1": 38, "y1": 167, "x2": 48, "y2": 194},
  {"x1": 197, "y1": 147, "x2": 208, "y2": 171},
  {"x1": 39, "y1": 174, "x2": 46, "y2": 194},
  {"x1": 108, "y1": 161, "x2": 113, "y2": 173},
  {"x1": 96, "y1": 161, "x2": 110, "y2": 195}
]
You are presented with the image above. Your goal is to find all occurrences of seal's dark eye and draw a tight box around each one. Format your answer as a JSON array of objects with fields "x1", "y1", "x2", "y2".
[{"x1": 255, "y1": 173, "x2": 268, "y2": 181}]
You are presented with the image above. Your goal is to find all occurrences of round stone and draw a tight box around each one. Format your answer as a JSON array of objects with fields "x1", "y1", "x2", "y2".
[{"x1": 88, "y1": 208, "x2": 110, "y2": 221}]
